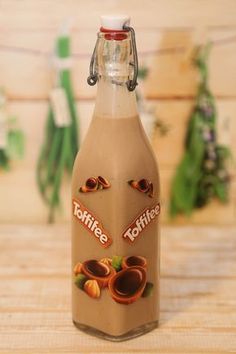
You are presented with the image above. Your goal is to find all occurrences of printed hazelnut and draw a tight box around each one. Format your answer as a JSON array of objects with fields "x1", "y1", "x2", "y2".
[
  {"x1": 122, "y1": 256, "x2": 147, "y2": 269},
  {"x1": 98, "y1": 176, "x2": 111, "y2": 189},
  {"x1": 100, "y1": 257, "x2": 112, "y2": 266},
  {"x1": 128, "y1": 180, "x2": 139, "y2": 189},
  {"x1": 73, "y1": 262, "x2": 83, "y2": 275},
  {"x1": 108, "y1": 266, "x2": 147, "y2": 305},
  {"x1": 82, "y1": 259, "x2": 116, "y2": 288},
  {"x1": 84, "y1": 279, "x2": 101, "y2": 298}
]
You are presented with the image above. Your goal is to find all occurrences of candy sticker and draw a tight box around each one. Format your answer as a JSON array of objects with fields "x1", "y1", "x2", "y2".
[
  {"x1": 79, "y1": 176, "x2": 111, "y2": 193},
  {"x1": 73, "y1": 255, "x2": 154, "y2": 304},
  {"x1": 128, "y1": 179, "x2": 154, "y2": 198},
  {"x1": 122, "y1": 203, "x2": 160, "y2": 243},
  {"x1": 72, "y1": 198, "x2": 112, "y2": 248}
]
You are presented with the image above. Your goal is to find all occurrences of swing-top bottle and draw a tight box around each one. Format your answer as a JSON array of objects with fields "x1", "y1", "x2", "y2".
[{"x1": 72, "y1": 15, "x2": 161, "y2": 341}]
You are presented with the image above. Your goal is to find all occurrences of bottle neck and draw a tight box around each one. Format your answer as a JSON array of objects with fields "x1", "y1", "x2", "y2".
[
  {"x1": 94, "y1": 77, "x2": 138, "y2": 119},
  {"x1": 93, "y1": 30, "x2": 138, "y2": 119}
]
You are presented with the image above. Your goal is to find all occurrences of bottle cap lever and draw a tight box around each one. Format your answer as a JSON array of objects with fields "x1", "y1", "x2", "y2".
[{"x1": 87, "y1": 21, "x2": 138, "y2": 91}]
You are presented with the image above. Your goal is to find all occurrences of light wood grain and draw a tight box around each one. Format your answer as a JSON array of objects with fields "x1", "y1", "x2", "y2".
[
  {"x1": 1, "y1": 0, "x2": 236, "y2": 29},
  {"x1": 0, "y1": 0, "x2": 236, "y2": 224},
  {"x1": 145, "y1": 29, "x2": 236, "y2": 98},
  {"x1": 0, "y1": 100, "x2": 235, "y2": 224},
  {"x1": 0, "y1": 28, "x2": 236, "y2": 98},
  {"x1": 0, "y1": 225, "x2": 236, "y2": 353}
]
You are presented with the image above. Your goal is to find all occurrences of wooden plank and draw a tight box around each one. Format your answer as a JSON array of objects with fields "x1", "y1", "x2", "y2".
[
  {"x1": 0, "y1": 100, "x2": 235, "y2": 224},
  {"x1": 0, "y1": 331, "x2": 235, "y2": 354},
  {"x1": 0, "y1": 0, "x2": 236, "y2": 30},
  {"x1": 0, "y1": 166, "x2": 235, "y2": 224},
  {"x1": 0, "y1": 313, "x2": 235, "y2": 353},
  {"x1": 0, "y1": 29, "x2": 236, "y2": 98},
  {"x1": 152, "y1": 99, "x2": 236, "y2": 166},
  {"x1": 0, "y1": 168, "x2": 71, "y2": 223},
  {"x1": 0, "y1": 225, "x2": 236, "y2": 278},
  {"x1": 145, "y1": 29, "x2": 236, "y2": 98},
  {"x1": 6, "y1": 99, "x2": 236, "y2": 168},
  {"x1": 1, "y1": 277, "x2": 235, "y2": 312},
  {"x1": 0, "y1": 225, "x2": 236, "y2": 353},
  {"x1": 1, "y1": 311, "x2": 236, "y2": 329}
]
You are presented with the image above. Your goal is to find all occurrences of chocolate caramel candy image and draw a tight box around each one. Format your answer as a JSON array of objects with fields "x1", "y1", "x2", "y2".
[
  {"x1": 128, "y1": 179, "x2": 149, "y2": 192},
  {"x1": 108, "y1": 266, "x2": 146, "y2": 305},
  {"x1": 148, "y1": 182, "x2": 154, "y2": 198},
  {"x1": 122, "y1": 256, "x2": 147, "y2": 269},
  {"x1": 128, "y1": 179, "x2": 154, "y2": 198},
  {"x1": 79, "y1": 176, "x2": 111, "y2": 193},
  {"x1": 97, "y1": 176, "x2": 111, "y2": 189},
  {"x1": 80, "y1": 177, "x2": 98, "y2": 193},
  {"x1": 136, "y1": 179, "x2": 150, "y2": 193},
  {"x1": 81, "y1": 259, "x2": 115, "y2": 288}
]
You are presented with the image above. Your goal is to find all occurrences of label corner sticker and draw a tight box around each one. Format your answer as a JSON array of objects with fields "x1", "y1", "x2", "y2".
[
  {"x1": 122, "y1": 203, "x2": 160, "y2": 243},
  {"x1": 72, "y1": 198, "x2": 112, "y2": 248}
]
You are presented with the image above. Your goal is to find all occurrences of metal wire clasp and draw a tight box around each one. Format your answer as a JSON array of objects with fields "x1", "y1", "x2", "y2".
[
  {"x1": 87, "y1": 37, "x2": 99, "y2": 86},
  {"x1": 87, "y1": 26, "x2": 138, "y2": 91},
  {"x1": 123, "y1": 25, "x2": 138, "y2": 91}
]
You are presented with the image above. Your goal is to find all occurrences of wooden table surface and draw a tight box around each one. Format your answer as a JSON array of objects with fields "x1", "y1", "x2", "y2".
[{"x1": 0, "y1": 225, "x2": 236, "y2": 354}]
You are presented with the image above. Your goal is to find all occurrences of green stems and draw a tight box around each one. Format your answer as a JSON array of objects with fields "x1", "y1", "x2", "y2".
[
  {"x1": 0, "y1": 149, "x2": 10, "y2": 170},
  {"x1": 0, "y1": 127, "x2": 24, "y2": 171},
  {"x1": 169, "y1": 44, "x2": 231, "y2": 217},
  {"x1": 36, "y1": 35, "x2": 79, "y2": 222}
]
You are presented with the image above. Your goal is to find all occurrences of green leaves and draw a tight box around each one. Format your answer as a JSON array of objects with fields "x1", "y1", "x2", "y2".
[
  {"x1": 142, "y1": 282, "x2": 154, "y2": 298},
  {"x1": 36, "y1": 35, "x2": 79, "y2": 223},
  {"x1": 215, "y1": 181, "x2": 228, "y2": 203},
  {"x1": 111, "y1": 256, "x2": 123, "y2": 272},
  {"x1": 0, "y1": 149, "x2": 10, "y2": 170},
  {"x1": 194, "y1": 43, "x2": 212, "y2": 86},
  {"x1": 74, "y1": 274, "x2": 87, "y2": 290},
  {"x1": 170, "y1": 112, "x2": 206, "y2": 216},
  {"x1": 169, "y1": 44, "x2": 231, "y2": 217},
  {"x1": 0, "y1": 128, "x2": 25, "y2": 171},
  {"x1": 138, "y1": 66, "x2": 149, "y2": 80},
  {"x1": 7, "y1": 129, "x2": 24, "y2": 159}
]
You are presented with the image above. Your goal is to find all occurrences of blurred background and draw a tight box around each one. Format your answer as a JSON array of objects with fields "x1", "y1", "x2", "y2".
[{"x1": 0, "y1": 0, "x2": 235, "y2": 225}]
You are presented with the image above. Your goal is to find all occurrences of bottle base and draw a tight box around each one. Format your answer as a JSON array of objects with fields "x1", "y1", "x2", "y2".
[{"x1": 73, "y1": 319, "x2": 158, "y2": 342}]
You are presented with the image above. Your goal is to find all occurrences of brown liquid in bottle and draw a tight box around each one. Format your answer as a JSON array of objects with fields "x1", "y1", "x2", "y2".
[{"x1": 72, "y1": 19, "x2": 160, "y2": 341}]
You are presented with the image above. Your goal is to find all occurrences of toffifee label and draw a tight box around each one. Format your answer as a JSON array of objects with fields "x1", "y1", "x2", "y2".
[
  {"x1": 73, "y1": 199, "x2": 112, "y2": 248},
  {"x1": 122, "y1": 203, "x2": 160, "y2": 243}
]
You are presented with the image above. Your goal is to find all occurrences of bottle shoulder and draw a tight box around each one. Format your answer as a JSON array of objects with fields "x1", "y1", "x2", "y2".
[{"x1": 72, "y1": 115, "x2": 159, "y2": 184}]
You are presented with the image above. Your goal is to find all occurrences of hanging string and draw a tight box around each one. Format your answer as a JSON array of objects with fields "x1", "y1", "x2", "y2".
[{"x1": 0, "y1": 34, "x2": 235, "y2": 58}]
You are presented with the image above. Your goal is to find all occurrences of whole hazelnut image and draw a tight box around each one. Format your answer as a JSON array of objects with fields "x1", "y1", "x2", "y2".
[{"x1": 84, "y1": 279, "x2": 101, "y2": 299}]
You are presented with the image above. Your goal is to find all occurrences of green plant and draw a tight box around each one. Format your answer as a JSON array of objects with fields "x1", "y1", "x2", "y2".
[
  {"x1": 170, "y1": 44, "x2": 231, "y2": 217},
  {"x1": 0, "y1": 115, "x2": 24, "y2": 171},
  {"x1": 37, "y1": 35, "x2": 79, "y2": 223}
]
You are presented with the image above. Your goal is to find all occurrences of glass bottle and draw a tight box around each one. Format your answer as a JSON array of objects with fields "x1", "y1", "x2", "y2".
[{"x1": 72, "y1": 15, "x2": 160, "y2": 341}]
